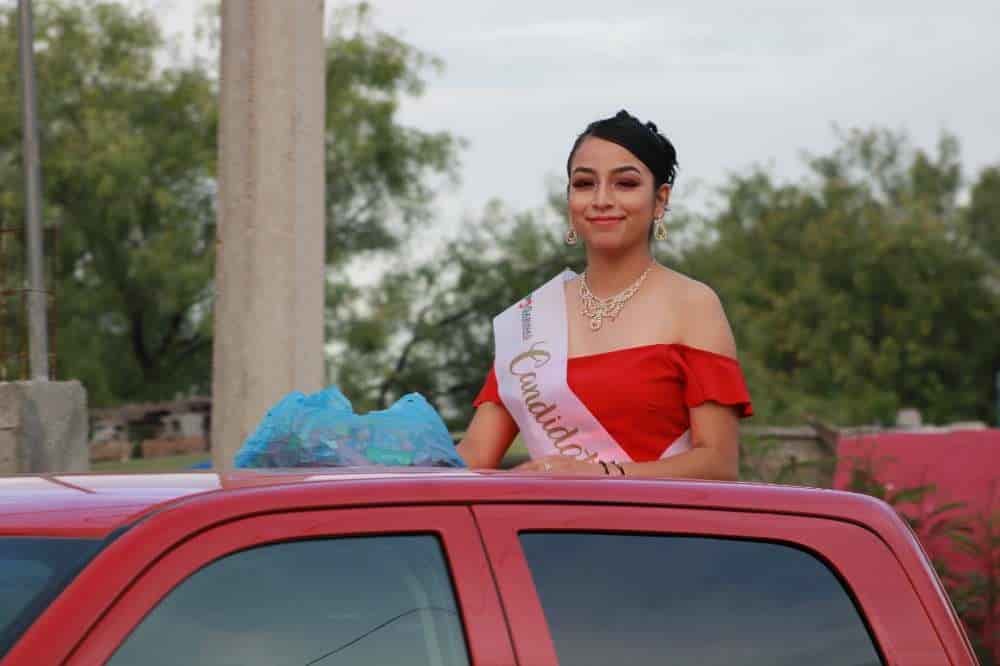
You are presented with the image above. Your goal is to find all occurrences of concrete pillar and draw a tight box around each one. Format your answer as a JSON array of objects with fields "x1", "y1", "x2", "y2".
[
  {"x1": 0, "y1": 380, "x2": 88, "y2": 474},
  {"x1": 212, "y1": 0, "x2": 326, "y2": 469}
]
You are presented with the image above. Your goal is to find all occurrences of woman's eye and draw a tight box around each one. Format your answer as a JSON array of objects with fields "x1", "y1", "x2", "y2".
[
  {"x1": 618, "y1": 180, "x2": 640, "y2": 188},
  {"x1": 571, "y1": 180, "x2": 594, "y2": 189}
]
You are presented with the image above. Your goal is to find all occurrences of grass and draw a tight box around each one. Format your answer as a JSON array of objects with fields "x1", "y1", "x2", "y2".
[
  {"x1": 88, "y1": 439, "x2": 529, "y2": 474},
  {"x1": 91, "y1": 452, "x2": 210, "y2": 474}
]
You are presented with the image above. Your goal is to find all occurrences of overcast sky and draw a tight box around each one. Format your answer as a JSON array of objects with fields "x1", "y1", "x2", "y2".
[{"x1": 157, "y1": 0, "x2": 1000, "y2": 232}]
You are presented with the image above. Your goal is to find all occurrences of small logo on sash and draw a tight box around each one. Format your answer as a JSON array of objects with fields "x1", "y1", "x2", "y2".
[{"x1": 518, "y1": 296, "x2": 533, "y2": 341}]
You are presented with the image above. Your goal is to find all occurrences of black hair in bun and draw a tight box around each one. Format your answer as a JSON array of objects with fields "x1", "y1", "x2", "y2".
[{"x1": 566, "y1": 110, "x2": 678, "y2": 188}]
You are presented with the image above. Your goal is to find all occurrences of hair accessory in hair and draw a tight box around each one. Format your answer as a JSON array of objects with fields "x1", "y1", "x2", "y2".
[{"x1": 567, "y1": 109, "x2": 678, "y2": 187}]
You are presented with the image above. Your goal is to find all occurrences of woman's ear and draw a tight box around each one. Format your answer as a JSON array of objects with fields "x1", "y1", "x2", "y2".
[{"x1": 656, "y1": 184, "x2": 672, "y2": 217}]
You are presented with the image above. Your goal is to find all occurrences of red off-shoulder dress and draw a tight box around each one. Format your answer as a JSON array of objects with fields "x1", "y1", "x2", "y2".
[{"x1": 474, "y1": 343, "x2": 753, "y2": 462}]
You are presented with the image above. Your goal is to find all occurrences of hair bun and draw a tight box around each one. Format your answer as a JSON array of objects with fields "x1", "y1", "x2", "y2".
[{"x1": 569, "y1": 110, "x2": 679, "y2": 187}]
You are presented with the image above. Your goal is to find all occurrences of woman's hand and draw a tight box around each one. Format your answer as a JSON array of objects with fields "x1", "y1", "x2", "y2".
[{"x1": 514, "y1": 454, "x2": 612, "y2": 476}]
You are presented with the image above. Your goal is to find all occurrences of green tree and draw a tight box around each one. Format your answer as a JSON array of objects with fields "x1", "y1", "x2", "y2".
[
  {"x1": 968, "y1": 165, "x2": 1000, "y2": 266},
  {"x1": 678, "y1": 128, "x2": 1000, "y2": 425},
  {"x1": 0, "y1": 1, "x2": 217, "y2": 404},
  {"x1": 321, "y1": 2, "x2": 464, "y2": 380},
  {"x1": 332, "y1": 199, "x2": 574, "y2": 427},
  {"x1": 0, "y1": 1, "x2": 461, "y2": 406},
  {"x1": 323, "y1": 3, "x2": 462, "y2": 265},
  {"x1": 344, "y1": 129, "x2": 1000, "y2": 430}
]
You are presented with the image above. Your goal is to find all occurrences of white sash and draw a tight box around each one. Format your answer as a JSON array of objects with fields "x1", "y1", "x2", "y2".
[{"x1": 493, "y1": 270, "x2": 692, "y2": 462}]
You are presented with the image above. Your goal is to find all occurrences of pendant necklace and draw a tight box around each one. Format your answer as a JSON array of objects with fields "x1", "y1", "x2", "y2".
[{"x1": 579, "y1": 264, "x2": 653, "y2": 331}]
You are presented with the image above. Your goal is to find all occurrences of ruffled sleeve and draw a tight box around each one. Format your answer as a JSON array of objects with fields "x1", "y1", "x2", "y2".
[
  {"x1": 674, "y1": 345, "x2": 753, "y2": 417},
  {"x1": 473, "y1": 366, "x2": 502, "y2": 407}
]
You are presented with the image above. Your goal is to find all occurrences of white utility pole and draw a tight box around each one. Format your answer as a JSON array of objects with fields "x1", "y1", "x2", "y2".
[{"x1": 212, "y1": 0, "x2": 327, "y2": 469}]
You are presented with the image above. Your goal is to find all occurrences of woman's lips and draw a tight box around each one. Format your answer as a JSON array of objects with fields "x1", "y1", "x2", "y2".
[{"x1": 586, "y1": 216, "x2": 625, "y2": 227}]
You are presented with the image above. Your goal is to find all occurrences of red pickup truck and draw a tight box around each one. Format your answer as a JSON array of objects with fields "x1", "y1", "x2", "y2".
[{"x1": 0, "y1": 469, "x2": 978, "y2": 665}]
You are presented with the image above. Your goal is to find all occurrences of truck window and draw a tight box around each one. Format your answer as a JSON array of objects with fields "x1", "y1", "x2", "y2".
[
  {"x1": 107, "y1": 534, "x2": 469, "y2": 666},
  {"x1": 520, "y1": 532, "x2": 883, "y2": 666},
  {"x1": 0, "y1": 537, "x2": 104, "y2": 659}
]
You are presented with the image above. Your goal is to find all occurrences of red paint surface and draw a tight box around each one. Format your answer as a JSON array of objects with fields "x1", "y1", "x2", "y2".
[{"x1": 0, "y1": 470, "x2": 981, "y2": 664}]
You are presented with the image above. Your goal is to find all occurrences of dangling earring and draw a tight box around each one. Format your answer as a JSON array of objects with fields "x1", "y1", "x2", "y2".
[
  {"x1": 654, "y1": 219, "x2": 667, "y2": 241},
  {"x1": 565, "y1": 227, "x2": 578, "y2": 245},
  {"x1": 654, "y1": 209, "x2": 668, "y2": 241}
]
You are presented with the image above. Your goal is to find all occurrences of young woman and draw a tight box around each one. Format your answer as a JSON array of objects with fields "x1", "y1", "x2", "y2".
[{"x1": 458, "y1": 110, "x2": 752, "y2": 479}]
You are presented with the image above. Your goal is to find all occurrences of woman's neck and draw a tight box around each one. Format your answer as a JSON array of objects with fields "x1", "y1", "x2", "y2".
[{"x1": 582, "y1": 248, "x2": 656, "y2": 297}]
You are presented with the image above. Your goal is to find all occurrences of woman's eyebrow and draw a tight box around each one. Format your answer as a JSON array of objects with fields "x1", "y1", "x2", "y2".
[{"x1": 571, "y1": 165, "x2": 642, "y2": 176}]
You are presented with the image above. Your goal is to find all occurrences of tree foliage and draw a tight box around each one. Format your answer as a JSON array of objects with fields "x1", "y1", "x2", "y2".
[
  {"x1": 332, "y1": 200, "x2": 575, "y2": 427},
  {"x1": 677, "y1": 128, "x2": 1000, "y2": 425},
  {"x1": 323, "y1": 3, "x2": 462, "y2": 265},
  {"x1": 3, "y1": 2, "x2": 996, "y2": 429},
  {"x1": 0, "y1": 0, "x2": 461, "y2": 406},
  {"x1": 0, "y1": 1, "x2": 217, "y2": 404},
  {"x1": 968, "y1": 165, "x2": 1000, "y2": 267},
  {"x1": 346, "y1": 128, "x2": 1000, "y2": 429}
]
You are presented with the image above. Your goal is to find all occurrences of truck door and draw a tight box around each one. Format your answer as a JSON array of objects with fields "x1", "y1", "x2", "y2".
[
  {"x1": 474, "y1": 504, "x2": 960, "y2": 666},
  {"x1": 59, "y1": 506, "x2": 515, "y2": 666}
]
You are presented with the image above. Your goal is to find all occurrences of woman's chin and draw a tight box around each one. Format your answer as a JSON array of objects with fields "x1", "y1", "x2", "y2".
[{"x1": 583, "y1": 232, "x2": 642, "y2": 254}]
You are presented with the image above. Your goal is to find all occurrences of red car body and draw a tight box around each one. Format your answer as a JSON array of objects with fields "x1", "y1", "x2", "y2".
[{"x1": 0, "y1": 469, "x2": 979, "y2": 665}]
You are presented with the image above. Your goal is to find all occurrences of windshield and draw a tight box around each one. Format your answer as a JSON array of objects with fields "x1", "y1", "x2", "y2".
[{"x1": 0, "y1": 537, "x2": 104, "y2": 657}]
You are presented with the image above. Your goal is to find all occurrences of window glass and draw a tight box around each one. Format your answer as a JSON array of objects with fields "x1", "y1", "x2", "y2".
[
  {"x1": 520, "y1": 532, "x2": 883, "y2": 666},
  {"x1": 108, "y1": 534, "x2": 468, "y2": 666},
  {"x1": 0, "y1": 537, "x2": 104, "y2": 657}
]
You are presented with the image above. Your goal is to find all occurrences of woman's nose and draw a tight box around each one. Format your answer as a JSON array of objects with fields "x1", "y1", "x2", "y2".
[{"x1": 593, "y1": 181, "x2": 613, "y2": 207}]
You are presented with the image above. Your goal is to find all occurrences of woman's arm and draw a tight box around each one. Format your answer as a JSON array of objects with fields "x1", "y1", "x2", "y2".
[
  {"x1": 456, "y1": 402, "x2": 520, "y2": 469},
  {"x1": 620, "y1": 283, "x2": 741, "y2": 479},
  {"x1": 614, "y1": 401, "x2": 739, "y2": 480}
]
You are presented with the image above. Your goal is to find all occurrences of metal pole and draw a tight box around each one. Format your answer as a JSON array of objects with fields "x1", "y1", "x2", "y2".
[{"x1": 18, "y1": 0, "x2": 49, "y2": 380}]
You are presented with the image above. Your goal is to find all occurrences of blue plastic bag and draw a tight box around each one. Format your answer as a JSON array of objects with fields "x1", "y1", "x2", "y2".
[{"x1": 234, "y1": 386, "x2": 465, "y2": 469}]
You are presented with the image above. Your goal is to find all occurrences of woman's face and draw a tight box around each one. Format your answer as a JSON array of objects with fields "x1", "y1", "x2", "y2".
[{"x1": 568, "y1": 136, "x2": 669, "y2": 253}]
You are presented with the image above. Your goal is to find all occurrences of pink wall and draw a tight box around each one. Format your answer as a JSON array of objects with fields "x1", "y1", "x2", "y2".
[
  {"x1": 835, "y1": 429, "x2": 999, "y2": 658},
  {"x1": 835, "y1": 429, "x2": 999, "y2": 572}
]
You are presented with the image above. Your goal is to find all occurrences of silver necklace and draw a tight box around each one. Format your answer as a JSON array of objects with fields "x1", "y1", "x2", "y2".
[{"x1": 579, "y1": 264, "x2": 653, "y2": 331}]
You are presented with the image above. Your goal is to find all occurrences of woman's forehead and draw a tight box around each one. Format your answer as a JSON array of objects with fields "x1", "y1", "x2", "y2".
[{"x1": 570, "y1": 136, "x2": 650, "y2": 175}]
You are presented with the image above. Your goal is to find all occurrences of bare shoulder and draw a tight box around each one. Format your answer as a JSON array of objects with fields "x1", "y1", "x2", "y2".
[
  {"x1": 654, "y1": 265, "x2": 720, "y2": 311},
  {"x1": 656, "y1": 266, "x2": 738, "y2": 358}
]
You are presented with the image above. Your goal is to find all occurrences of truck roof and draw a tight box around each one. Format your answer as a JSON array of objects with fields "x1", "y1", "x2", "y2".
[{"x1": 0, "y1": 468, "x2": 909, "y2": 541}]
